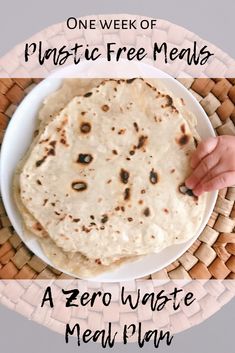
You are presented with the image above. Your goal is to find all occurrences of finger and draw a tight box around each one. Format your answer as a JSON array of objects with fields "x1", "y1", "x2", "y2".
[
  {"x1": 195, "y1": 160, "x2": 226, "y2": 186},
  {"x1": 185, "y1": 152, "x2": 220, "y2": 189},
  {"x1": 190, "y1": 137, "x2": 218, "y2": 169},
  {"x1": 194, "y1": 171, "x2": 235, "y2": 196},
  {"x1": 192, "y1": 162, "x2": 225, "y2": 195}
]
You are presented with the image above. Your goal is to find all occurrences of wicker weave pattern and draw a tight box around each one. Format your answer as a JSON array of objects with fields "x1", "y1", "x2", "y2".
[{"x1": 0, "y1": 78, "x2": 235, "y2": 280}]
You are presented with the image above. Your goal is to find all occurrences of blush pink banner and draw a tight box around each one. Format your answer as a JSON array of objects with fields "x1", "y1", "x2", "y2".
[{"x1": 0, "y1": 14, "x2": 234, "y2": 78}]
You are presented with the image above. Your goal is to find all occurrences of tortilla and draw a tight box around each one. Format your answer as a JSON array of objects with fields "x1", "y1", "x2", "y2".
[
  {"x1": 13, "y1": 79, "x2": 105, "y2": 239},
  {"x1": 15, "y1": 78, "x2": 206, "y2": 277},
  {"x1": 14, "y1": 78, "x2": 200, "y2": 242}
]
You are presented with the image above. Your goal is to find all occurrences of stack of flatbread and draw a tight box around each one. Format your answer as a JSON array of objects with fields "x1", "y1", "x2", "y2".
[{"x1": 13, "y1": 78, "x2": 206, "y2": 278}]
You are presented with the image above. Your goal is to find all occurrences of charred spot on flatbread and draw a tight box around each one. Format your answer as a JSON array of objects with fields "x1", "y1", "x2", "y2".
[
  {"x1": 80, "y1": 122, "x2": 91, "y2": 134},
  {"x1": 126, "y1": 78, "x2": 136, "y2": 84},
  {"x1": 47, "y1": 148, "x2": 56, "y2": 156},
  {"x1": 133, "y1": 122, "x2": 139, "y2": 132},
  {"x1": 124, "y1": 187, "x2": 131, "y2": 201},
  {"x1": 35, "y1": 156, "x2": 47, "y2": 167},
  {"x1": 118, "y1": 129, "x2": 126, "y2": 135},
  {"x1": 71, "y1": 181, "x2": 87, "y2": 192},
  {"x1": 34, "y1": 129, "x2": 39, "y2": 137},
  {"x1": 84, "y1": 92, "x2": 93, "y2": 97},
  {"x1": 149, "y1": 169, "x2": 158, "y2": 184},
  {"x1": 165, "y1": 94, "x2": 173, "y2": 107},
  {"x1": 73, "y1": 218, "x2": 80, "y2": 223},
  {"x1": 120, "y1": 169, "x2": 130, "y2": 184},
  {"x1": 101, "y1": 214, "x2": 108, "y2": 223},
  {"x1": 143, "y1": 207, "x2": 150, "y2": 217},
  {"x1": 49, "y1": 140, "x2": 57, "y2": 148},
  {"x1": 179, "y1": 184, "x2": 198, "y2": 201},
  {"x1": 177, "y1": 134, "x2": 190, "y2": 146},
  {"x1": 60, "y1": 138, "x2": 66, "y2": 145},
  {"x1": 77, "y1": 153, "x2": 93, "y2": 164},
  {"x1": 39, "y1": 138, "x2": 49, "y2": 144},
  {"x1": 33, "y1": 222, "x2": 43, "y2": 232},
  {"x1": 101, "y1": 104, "x2": 109, "y2": 112},
  {"x1": 136, "y1": 135, "x2": 148, "y2": 149}
]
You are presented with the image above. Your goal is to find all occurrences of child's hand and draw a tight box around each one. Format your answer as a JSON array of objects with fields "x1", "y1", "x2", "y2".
[{"x1": 185, "y1": 135, "x2": 235, "y2": 196}]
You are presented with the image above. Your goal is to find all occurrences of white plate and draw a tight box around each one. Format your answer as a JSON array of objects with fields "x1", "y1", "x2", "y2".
[{"x1": 0, "y1": 61, "x2": 217, "y2": 282}]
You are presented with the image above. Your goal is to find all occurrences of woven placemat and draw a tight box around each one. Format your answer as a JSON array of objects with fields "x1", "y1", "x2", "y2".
[{"x1": 0, "y1": 77, "x2": 235, "y2": 280}]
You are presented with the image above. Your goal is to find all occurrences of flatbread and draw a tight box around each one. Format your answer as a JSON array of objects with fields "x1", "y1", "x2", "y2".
[
  {"x1": 14, "y1": 78, "x2": 137, "y2": 277},
  {"x1": 14, "y1": 78, "x2": 200, "y2": 240},
  {"x1": 15, "y1": 78, "x2": 206, "y2": 277},
  {"x1": 13, "y1": 79, "x2": 105, "y2": 239}
]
